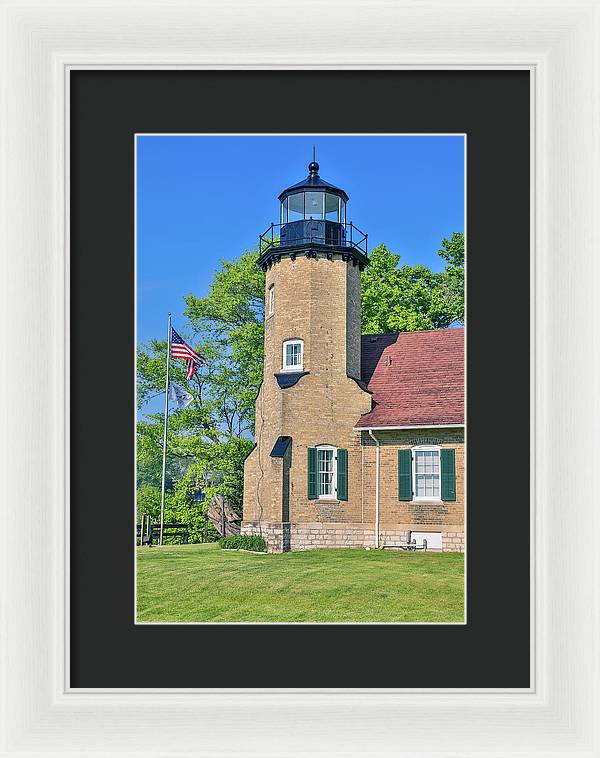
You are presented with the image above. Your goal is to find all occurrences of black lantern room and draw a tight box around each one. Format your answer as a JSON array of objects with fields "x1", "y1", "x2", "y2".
[{"x1": 258, "y1": 158, "x2": 368, "y2": 271}]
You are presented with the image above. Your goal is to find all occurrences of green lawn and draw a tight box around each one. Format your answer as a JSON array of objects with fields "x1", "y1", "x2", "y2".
[{"x1": 137, "y1": 543, "x2": 464, "y2": 623}]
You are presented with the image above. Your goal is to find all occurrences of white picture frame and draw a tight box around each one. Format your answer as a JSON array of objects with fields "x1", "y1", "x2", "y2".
[{"x1": 1, "y1": 0, "x2": 599, "y2": 755}]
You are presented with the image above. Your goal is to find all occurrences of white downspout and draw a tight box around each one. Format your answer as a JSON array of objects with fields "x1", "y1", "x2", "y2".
[{"x1": 368, "y1": 429, "x2": 380, "y2": 548}]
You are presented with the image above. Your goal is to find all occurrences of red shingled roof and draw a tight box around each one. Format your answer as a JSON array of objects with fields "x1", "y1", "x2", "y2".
[{"x1": 356, "y1": 328, "x2": 464, "y2": 428}]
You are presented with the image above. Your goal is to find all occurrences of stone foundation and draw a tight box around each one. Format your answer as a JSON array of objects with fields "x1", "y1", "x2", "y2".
[
  {"x1": 241, "y1": 521, "x2": 373, "y2": 552},
  {"x1": 241, "y1": 521, "x2": 464, "y2": 553},
  {"x1": 441, "y1": 531, "x2": 465, "y2": 552}
]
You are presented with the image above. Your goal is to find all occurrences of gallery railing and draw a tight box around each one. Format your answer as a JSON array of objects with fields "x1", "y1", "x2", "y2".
[{"x1": 259, "y1": 221, "x2": 368, "y2": 257}]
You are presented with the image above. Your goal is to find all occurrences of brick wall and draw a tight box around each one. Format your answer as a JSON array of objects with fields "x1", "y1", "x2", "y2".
[
  {"x1": 360, "y1": 428, "x2": 465, "y2": 552},
  {"x1": 243, "y1": 253, "x2": 372, "y2": 526},
  {"x1": 244, "y1": 425, "x2": 465, "y2": 552},
  {"x1": 241, "y1": 522, "x2": 464, "y2": 553},
  {"x1": 241, "y1": 521, "x2": 375, "y2": 552},
  {"x1": 346, "y1": 262, "x2": 362, "y2": 380},
  {"x1": 242, "y1": 254, "x2": 465, "y2": 553}
]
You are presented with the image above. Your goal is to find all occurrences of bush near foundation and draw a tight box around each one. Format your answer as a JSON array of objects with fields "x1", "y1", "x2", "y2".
[{"x1": 218, "y1": 534, "x2": 267, "y2": 552}]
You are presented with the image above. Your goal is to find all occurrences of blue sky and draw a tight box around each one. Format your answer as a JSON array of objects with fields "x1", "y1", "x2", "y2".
[{"x1": 136, "y1": 134, "x2": 464, "y2": 348}]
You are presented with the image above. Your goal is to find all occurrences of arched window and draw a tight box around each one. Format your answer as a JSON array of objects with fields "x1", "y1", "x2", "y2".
[
  {"x1": 412, "y1": 445, "x2": 442, "y2": 500},
  {"x1": 282, "y1": 339, "x2": 303, "y2": 372}
]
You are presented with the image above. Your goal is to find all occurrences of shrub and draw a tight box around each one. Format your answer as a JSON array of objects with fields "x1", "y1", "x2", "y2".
[{"x1": 218, "y1": 534, "x2": 267, "y2": 553}]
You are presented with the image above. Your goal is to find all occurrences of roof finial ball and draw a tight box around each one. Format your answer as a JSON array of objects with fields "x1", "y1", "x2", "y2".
[{"x1": 309, "y1": 145, "x2": 319, "y2": 176}]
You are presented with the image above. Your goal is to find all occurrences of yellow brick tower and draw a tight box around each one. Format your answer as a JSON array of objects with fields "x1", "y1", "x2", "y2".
[{"x1": 242, "y1": 158, "x2": 372, "y2": 551}]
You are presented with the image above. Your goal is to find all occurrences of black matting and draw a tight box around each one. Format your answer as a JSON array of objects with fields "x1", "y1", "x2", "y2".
[{"x1": 71, "y1": 71, "x2": 530, "y2": 688}]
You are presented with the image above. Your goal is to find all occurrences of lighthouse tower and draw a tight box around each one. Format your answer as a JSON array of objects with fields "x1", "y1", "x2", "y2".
[{"x1": 242, "y1": 158, "x2": 372, "y2": 552}]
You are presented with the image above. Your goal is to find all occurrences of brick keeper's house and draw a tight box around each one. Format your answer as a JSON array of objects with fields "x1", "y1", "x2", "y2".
[{"x1": 242, "y1": 160, "x2": 464, "y2": 553}]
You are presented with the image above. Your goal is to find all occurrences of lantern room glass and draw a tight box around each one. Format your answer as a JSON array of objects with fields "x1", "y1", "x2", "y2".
[
  {"x1": 325, "y1": 193, "x2": 340, "y2": 221},
  {"x1": 280, "y1": 191, "x2": 345, "y2": 224},
  {"x1": 287, "y1": 193, "x2": 304, "y2": 222},
  {"x1": 304, "y1": 191, "x2": 322, "y2": 218}
]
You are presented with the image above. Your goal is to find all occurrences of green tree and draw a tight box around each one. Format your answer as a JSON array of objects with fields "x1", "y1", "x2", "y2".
[
  {"x1": 360, "y1": 235, "x2": 464, "y2": 334},
  {"x1": 136, "y1": 235, "x2": 464, "y2": 539},
  {"x1": 136, "y1": 250, "x2": 262, "y2": 540},
  {"x1": 436, "y1": 231, "x2": 465, "y2": 325},
  {"x1": 183, "y1": 248, "x2": 265, "y2": 436},
  {"x1": 136, "y1": 483, "x2": 163, "y2": 523}
]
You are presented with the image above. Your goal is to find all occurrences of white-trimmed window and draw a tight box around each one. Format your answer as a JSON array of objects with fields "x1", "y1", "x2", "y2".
[
  {"x1": 282, "y1": 339, "x2": 303, "y2": 372},
  {"x1": 412, "y1": 446, "x2": 441, "y2": 500},
  {"x1": 317, "y1": 444, "x2": 337, "y2": 499},
  {"x1": 268, "y1": 284, "x2": 275, "y2": 316}
]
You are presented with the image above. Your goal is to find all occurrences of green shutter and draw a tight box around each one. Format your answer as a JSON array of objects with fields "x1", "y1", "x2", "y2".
[
  {"x1": 308, "y1": 448, "x2": 317, "y2": 499},
  {"x1": 398, "y1": 449, "x2": 412, "y2": 500},
  {"x1": 337, "y1": 449, "x2": 348, "y2": 500},
  {"x1": 440, "y1": 448, "x2": 456, "y2": 501}
]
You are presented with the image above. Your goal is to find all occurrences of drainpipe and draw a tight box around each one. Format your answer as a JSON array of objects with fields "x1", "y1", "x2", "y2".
[{"x1": 368, "y1": 429, "x2": 380, "y2": 548}]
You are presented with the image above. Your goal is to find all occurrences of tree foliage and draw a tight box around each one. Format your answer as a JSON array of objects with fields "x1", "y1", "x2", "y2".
[
  {"x1": 136, "y1": 235, "x2": 464, "y2": 541},
  {"x1": 136, "y1": 250, "x2": 263, "y2": 541},
  {"x1": 361, "y1": 233, "x2": 464, "y2": 334},
  {"x1": 436, "y1": 232, "x2": 465, "y2": 325},
  {"x1": 183, "y1": 249, "x2": 265, "y2": 437}
]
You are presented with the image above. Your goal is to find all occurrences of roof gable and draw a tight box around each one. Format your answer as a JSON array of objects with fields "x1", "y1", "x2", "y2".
[{"x1": 356, "y1": 328, "x2": 464, "y2": 428}]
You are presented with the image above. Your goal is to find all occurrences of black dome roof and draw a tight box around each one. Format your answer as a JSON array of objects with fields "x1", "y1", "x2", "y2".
[{"x1": 278, "y1": 161, "x2": 348, "y2": 203}]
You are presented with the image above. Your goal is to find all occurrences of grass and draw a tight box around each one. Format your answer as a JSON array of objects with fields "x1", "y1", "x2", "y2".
[{"x1": 136, "y1": 543, "x2": 464, "y2": 623}]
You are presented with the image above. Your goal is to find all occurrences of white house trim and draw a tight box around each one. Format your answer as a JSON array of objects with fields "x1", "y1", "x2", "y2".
[
  {"x1": 354, "y1": 423, "x2": 464, "y2": 432},
  {"x1": 411, "y1": 444, "x2": 442, "y2": 502},
  {"x1": 281, "y1": 338, "x2": 303, "y2": 372},
  {"x1": 315, "y1": 444, "x2": 337, "y2": 500},
  {"x1": 368, "y1": 430, "x2": 381, "y2": 548}
]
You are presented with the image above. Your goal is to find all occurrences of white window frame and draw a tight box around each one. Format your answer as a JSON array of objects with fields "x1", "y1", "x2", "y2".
[
  {"x1": 268, "y1": 284, "x2": 275, "y2": 316},
  {"x1": 411, "y1": 445, "x2": 442, "y2": 502},
  {"x1": 281, "y1": 339, "x2": 303, "y2": 372},
  {"x1": 316, "y1": 444, "x2": 337, "y2": 500}
]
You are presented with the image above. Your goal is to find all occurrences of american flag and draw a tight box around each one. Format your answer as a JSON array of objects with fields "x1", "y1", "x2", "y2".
[{"x1": 171, "y1": 328, "x2": 205, "y2": 380}]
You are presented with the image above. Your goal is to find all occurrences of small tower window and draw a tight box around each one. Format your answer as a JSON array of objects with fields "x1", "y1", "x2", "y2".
[
  {"x1": 268, "y1": 284, "x2": 275, "y2": 316},
  {"x1": 282, "y1": 339, "x2": 303, "y2": 372}
]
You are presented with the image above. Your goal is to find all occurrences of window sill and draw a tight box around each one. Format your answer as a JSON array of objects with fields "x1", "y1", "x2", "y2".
[
  {"x1": 412, "y1": 498, "x2": 444, "y2": 504},
  {"x1": 317, "y1": 497, "x2": 340, "y2": 504},
  {"x1": 274, "y1": 371, "x2": 309, "y2": 389},
  {"x1": 280, "y1": 366, "x2": 304, "y2": 373}
]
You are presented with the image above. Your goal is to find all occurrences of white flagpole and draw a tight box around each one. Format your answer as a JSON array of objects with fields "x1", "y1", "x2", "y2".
[{"x1": 159, "y1": 313, "x2": 172, "y2": 546}]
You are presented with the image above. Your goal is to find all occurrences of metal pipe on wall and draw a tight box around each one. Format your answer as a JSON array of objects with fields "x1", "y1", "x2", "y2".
[{"x1": 368, "y1": 429, "x2": 380, "y2": 548}]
